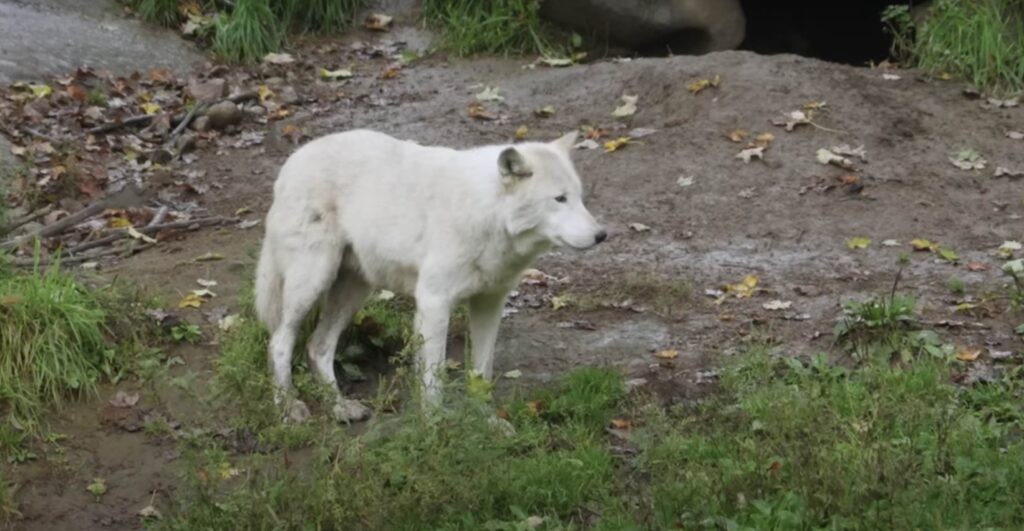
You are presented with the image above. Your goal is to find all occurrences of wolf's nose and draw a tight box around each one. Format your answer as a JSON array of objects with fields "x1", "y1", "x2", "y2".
[{"x1": 594, "y1": 230, "x2": 608, "y2": 244}]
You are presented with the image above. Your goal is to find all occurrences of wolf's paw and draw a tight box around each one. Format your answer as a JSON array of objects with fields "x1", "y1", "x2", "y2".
[
  {"x1": 333, "y1": 399, "x2": 372, "y2": 423},
  {"x1": 283, "y1": 399, "x2": 311, "y2": 424}
]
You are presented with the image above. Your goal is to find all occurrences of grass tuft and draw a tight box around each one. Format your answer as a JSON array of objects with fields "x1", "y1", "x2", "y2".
[
  {"x1": 212, "y1": 0, "x2": 284, "y2": 64},
  {"x1": 884, "y1": 0, "x2": 1024, "y2": 94},
  {"x1": 422, "y1": 0, "x2": 569, "y2": 56},
  {"x1": 137, "y1": 0, "x2": 181, "y2": 28},
  {"x1": 273, "y1": 0, "x2": 365, "y2": 33}
]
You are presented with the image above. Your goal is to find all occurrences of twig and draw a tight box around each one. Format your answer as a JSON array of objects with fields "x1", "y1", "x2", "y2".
[
  {"x1": 85, "y1": 91, "x2": 258, "y2": 136},
  {"x1": 67, "y1": 216, "x2": 237, "y2": 255},
  {"x1": 25, "y1": 128, "x2": 59, "y2": 143},
  {"x1": 0, "y1": 188, "x2": 144, "y2": 250},
  {"x1": 0, "y1": 205, "x2": 54, "y2": 236},
  {"x1": 12, "y1": 242, "x2": 153, "y2": 268},
  {"x1": 147, "y1": 206, "x2": 170, "y2": 227},
  {"x1": 168, "y1": 102, "x2": 208, "y2": 141}
]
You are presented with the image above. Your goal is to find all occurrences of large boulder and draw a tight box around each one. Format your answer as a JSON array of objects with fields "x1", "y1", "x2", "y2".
[{"x1": 540, "y1": 0, "x2": 746, "y2": 54}]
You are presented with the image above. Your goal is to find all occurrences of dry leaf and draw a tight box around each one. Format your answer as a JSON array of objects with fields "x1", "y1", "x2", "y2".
[
  {"x1": 140, "y1": 102, "x2": 161, "y2": 115},
  {"x1": 319, "y1": 67, "x2": 353, "y2": 79},
  {"x1": 515, "y1": 126, "x2": 528, "y2": 140},
  {"x1": 263, "y1": 52, "x2": 295, "y2": 65},
  {"x1": 723, "y1": 275, "x2": 759, "y2": 298},
  {"x1": 736, "y1": 146, "x2": 764, "y2": 163},
  {"x1": 628, "y1": 222, "x2": 650, "y2": 232},
  {"x1": 831, "y1": 144, "x2": 868, "y2": 162},
  {"x1": 686, "y1": 74, "x2": 720, "y2": 94},
  {"x1": 603, "y1": 136, "x2": 631, "y2": 152},
  {"x1": 574, "y1": 139, "x2": 599, "y2": 150},
  {"x1": 363, "y1": 13, "x2": 393, "y2": 31},
  {"x1": 127, "y1": 226, "x2": 157, "y2": 244},
  {"x1": 467, "y1": 103, "x2": 496, "y2": 120},
  {"x1": 178, "y1": 292, "x2": 205, "y2": 309},
  {"x1": 956, "y1": 347, "x2": 982, "y2": 362},
  {"x1": 29, "y1": 84, "x2": 52, "y2": 98},
  {"x1": 503, "y1": 369, "x2": 522, "y2": 379},
  {"x1": 949, "y1": 148, "x2": 986, "y2": 171},
  {"x1": 526, "y1": 400, "x2": 544, "y2": 414},
  {"x1": 910, "y1": 238, "x2": 937, "y2": 252},
  {"x1": 995, "y1": 166, "x2": 1024, "y2": 179},
  {"x1": 847, "y1": 237, "x2": 871, "y2": 250},
  {"x1": 966, "y1": 262, "x2": 990, "y2": 272},
  {"x1": 610, "y1": 418, "x2": 632, "y2": 430},
  {"x1": 534, "y1": 105, "x2": 555, "y2": 117},
  {"x1": 882, "y1": 73, "x2": 901, "y2": 80},
  {"x1": 816, "y1": 148, "x2": 854, "y2": 169},
  {"x1": 762, "y1": 300, "x2": 793, "y2": 310},
  {"x1": 754, "y1": 132, "x2": 775, "y2": 147},
  {"x1": 380, "y1": 66, "x2": 401, "y2": 79},
  {"x1": 726, "y1": 129, "x2": 748, "y2": 142},
  {"x1": 654, "y1": 349, "x2": 679, "y2": 359},
  {"x1": 1007, "y1": 131, "x2": 1024, "y2": 140},
  {"x1": 999, "y1": 240, "x2": 1021, "y2": 257},
  {"x1": 772, "y1": 110, "x2": 810, "y2": 131},
  {"x1": 881, "y1": 239, "x2": 900, "y2": 247},
  {"x1": 109, "y1": 391, "x2": 140, "y2": 408},
  {"x1": 475, "y1": 86, "x2": 503, "y2": 102},
  {"x1": 611, "y1": 94, "x2": 638, "y2": 118},
  {"x1": 677, "y1": 176, "x2": 695, "y2": 187}
]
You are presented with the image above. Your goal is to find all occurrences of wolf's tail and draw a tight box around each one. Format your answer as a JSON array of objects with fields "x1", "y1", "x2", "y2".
[{"x1": 254, "y1": 237, "x2": 283, "y2": 332}]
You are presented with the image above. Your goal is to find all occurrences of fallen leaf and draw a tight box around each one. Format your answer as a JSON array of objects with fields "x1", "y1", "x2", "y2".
[
  {"x1": 140, "y1": 102, "x2": 161, "y2": 115},
  {"x1": 534, "y1": 105, "x2": 555, "y2": 117},
  {"x1": 539, "y1": 57, "x2": 573, "y2": 67},
  {"x1": 515, "y1": 126, "x2": 528, "y2": 140},
  {"x1": 986, "y1": 97, "x2": 1019, "y2": 108},
  {"x1": 108, "y1": 216, "x2": 132, "y2": 229},
  {"x1": 995, "y1": 166, "x2": 1024, "y2": 179},
  {"x1": 319, "y1": 67, "x2": 353, "y2": 80},
  {"x1": 687, "y1": 74, "x2": 720, "y2": 94},
  {"x1": 526, "y1": 400, "x2": 544, "y2": 414},
  {"x1": 803, "y1": 100, "x2": 827, "y2": 111},
  {"x1": 736, "y1": 146, "x2": 765, "y2": 163},
  {"x1": 628, "y1": 127, "x2": 657, "y2": 139},
  {"x1": 611, "y1": 94, "x2": 638, "y2": 118},
  {"x1": 628, "y1": 222, "x2": 650, "y2": 232},
  {"x1": 949, "y1": 148, "x2": 986, "y2": 171},
  {"x1": 363, "y1": 13, "x2": 393, "y2": 31},
  {"x1": 956, "y1": 347, "x2": 982, "y2": 362},
  {"x1": 263, "y1": 52, "x2": 295, "y2": 65},
  {"x1": 218, "y1": 314, "x2": 240, "y2": 331},
  {"x1": 723, "y1": 275, "x2": 759, "y2": 298},
  {"x1": 109, "y1": 391, "x2": 140, "y2": 408},
  {"x1": 380, "y1": 66, "x2": 401, "y2": 79},
  {"x1": 838, "y1": 174, "x2": 860, "y2": 186},
  {"x1": 882, "y1": 73, "x2": 901, "y2": 80},
  {"x1": 87, "y1": 478, "x2": 107, "y2": 498},
  {"x1": 817, "y1": 148, "x2": 855, "y2": 169},
  {"x1": 467, "y1": 103, "x2": 496, "y2": 120},
  {"x1": 475, "y1": 86, "x2": 504, "y2": 102},
  {"x1": 881, "y1": 239, "x2": 901, "y2": 247},
  {"x1": 655, "y1": 349, "x2": 679, "y2": 359},
  {"x1": 603, "y1": 136, "x2": 631, "y2": 152},
  {"x1": 610, "y1": 418, "x2": 631, "y2": 430},
  {"x1": 503, "y1": 369, "x2": 522, "y2": 379},
  {"x1": 138, "y1": 505, "x2": 163, "y2": 520},
  {"x1": 1007, "y1": 131, "x2": 1024, "y2": 140},
  {"x1": 197, "y1": 278, "x2": 218, "y2": 288},
  {"x1": 772, "y1": 110, "x2": 810, "y2": 131},
  {"x1": 677, "y1": 175, "x2": 695, "y2": 187},
  {"x1": 966, "y1": 261, "x2": 990, "y2": 272},
  {"x1": 910, "y1": 238, "x2": 937, "y2": 252},
  {"x1": 177, "y1": 293, "x2": 204, "y2": 309},
  {"x1": 754, "y1": 132, "x2": 775, "y2": 147},
  {"x1": 726, "y1": 129, "x2": 748, "y2": 142},
  {"x1": 937, "y1": 247, "x2": 960, "y2": 263},
  {"x1": 550, "y1": 295, "x2": 570, "y2": 310},
  {"x1": 999, "y1": 240, "x2": 1022, "y2": 257},
  {"x1": 29, "y1": 84, "x2": 52, "y2": 98},
  {"x1": 762, "y1": 300, "x2": 793, "y2": 310},
  {"x1": 831, "y1": 144, "x2": 868, "y2": 162},
  {"x1": 193, "y1": 252, "x2": 224, "y2": 262},
  {"x1": 737, "y1": 187, "x2": 756, "y2": 199},
  {"x1": 573, "y1": 139, "x2": 599, "y2": 150},
  {"x1": 847, "y1": 237, "x2": 871, "y2": 250},
  {"x1": 257, "y1": 84, "x2": 274, "y2": 103}
]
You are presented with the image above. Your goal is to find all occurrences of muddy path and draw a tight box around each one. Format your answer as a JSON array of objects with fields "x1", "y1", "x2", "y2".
[{"x1": 4, "y1": 20, "x2": 1024, "y2": 531}]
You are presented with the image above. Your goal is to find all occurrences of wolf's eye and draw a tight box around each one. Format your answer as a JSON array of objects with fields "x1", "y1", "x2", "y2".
[{"x1": 554, "y1": 194, "x2": 567, "y2": 203}]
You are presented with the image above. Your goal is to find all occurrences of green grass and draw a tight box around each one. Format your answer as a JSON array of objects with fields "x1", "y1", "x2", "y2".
[
  {"x1": 422, "y1": 0, "x2": 571, "y2": 56},
  {"x1": 212, "y1": 0, "x2": 284, "y2": 64},
  {"x1": 884, "y1": 0, "x2": 1024, "y2": 94},
  {"x1": 0, "y1": 263, "x2": 156, "y2": 442},
  {"x1": 137, "y1": 0, "x2": 181, "y2": 28},
  {"x1": 273, "y1": 0, "x2": 365, "y2": 33}
]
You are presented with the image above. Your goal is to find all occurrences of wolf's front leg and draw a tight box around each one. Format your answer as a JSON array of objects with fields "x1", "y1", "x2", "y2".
[
  {"x1": 468, "y1": 291, "x2": 507, "y2": 380},
  {"x1": 413, "y1": 290, "x2": 453, "y2": 409}
]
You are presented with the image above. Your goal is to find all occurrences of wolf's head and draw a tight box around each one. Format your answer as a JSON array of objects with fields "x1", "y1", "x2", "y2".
[{"x1": 498, "y1": 132, "x2": 606, "y2": 250}]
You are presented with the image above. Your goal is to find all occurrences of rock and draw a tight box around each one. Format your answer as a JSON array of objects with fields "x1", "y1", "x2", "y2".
[
  {"x1": 540, "y1": 0, "x2": 745, "y2": 54},
  {"x1": 175, "y1": 133, "x2": 197, "y2": 154},
  {"x1": 278, "y1": 86, "x2": 300, "y2": 105},
  {"x1": 147, "y1": 148, "x2": 174, "y2": 165},
  {"x1": 191, "y1": 115, "x2": 210, "y2": 132},
  {"x1": 264, "y1": 76, "x2": 286, "y2": 89},
  {"x1": 204, "y1": 101, "x2": 244, "y2": 130},
  {"x1": 187, "y1": 78, "x2": 227, "y2": 103}
]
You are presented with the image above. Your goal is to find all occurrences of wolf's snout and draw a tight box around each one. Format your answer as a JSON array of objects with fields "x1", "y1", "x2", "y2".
[{"x1": 594, "y1": 229, "x2": 608, "y2": 245}]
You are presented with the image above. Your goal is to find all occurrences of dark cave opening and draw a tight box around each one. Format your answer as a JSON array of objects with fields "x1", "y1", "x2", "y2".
[{"x1": 737, "y1": 1, "x2": 906, "y2": 65}]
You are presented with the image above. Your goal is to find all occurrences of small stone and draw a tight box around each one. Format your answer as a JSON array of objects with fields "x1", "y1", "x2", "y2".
[
  {"x1": 278, "y1": 86, "x2": 300, "y2": 105},
  {"x1": 190, "y1": 115, "x2": 211, "y2": 132},
  {"x1": 175, "y1": 133, "x2": 197, "y2": 154},
  {"x1": 187, "y1": 78, "x2": 227, "y2": 103},
  {"x1": 625, "y1": 378, "x2": 648, "y2": 392},
  {"x1": 204, "y1": 101, "x2": 244, "y2": 130}
]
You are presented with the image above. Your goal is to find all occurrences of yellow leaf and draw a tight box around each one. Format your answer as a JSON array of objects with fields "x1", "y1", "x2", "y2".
[
  {"x1": 603, "y1": 137, "x2": 631, "y2": 152},
  {"x1": 515, "y1": 126, "x2": 528, "y2": 140},
  {"x1": 955, "y1": 347, "x2": 981, "y2": 362},
  {"x1": 108, "y1": 216, "x2": 132, "y2": 229},
  {"x1": 257, "y1": 84, "x2": 274, "y2": 103},
  {"x1": 686, "y1": 74, "x2": 720, "y2": 94},
  {"x1": 526, "y1": 400, "x2": 544, "y2": 415},
  {"x1": 177, "y1": 292, "x2": 204, "y2": 309},
  {"x1": 550, "y1": 295, "x2": 570, "y2": 310},
  {"x1": 754, "y1": 133, "x2": 775, "y2": 147},
  {"x1": 847, "y1": 237, "x2": 871, "y2": 250},
  {"x1": 723, "y1": 274, "x2": 759, "y2": 298},
  {"x1": 319, "y1": 67, "x2": 353, "y2": 79},
  {"x1": 937, "y1": 247, "x2": 960, "y2": 263},
  {"x1": 610, "y1": 418, "x2": 631, "y2": 430},
  {"x1": 726, "y1": 129, "x2": 748, "y2": 142},
  {"x1": 910, "y1": 238, "x2": 936, "y2": 251},
  {"x1": 29, "y1": 84, "x2": 52, "y2": 98},
  {"x1": 803, "y1": 100, "x2": 827, "y2": 111},
  {"x1": 655, "y1": 349, "x2": 679, "y2": 359},
  {"x1": 140, "y1": 102, "x2": 161, "y2": 115}
]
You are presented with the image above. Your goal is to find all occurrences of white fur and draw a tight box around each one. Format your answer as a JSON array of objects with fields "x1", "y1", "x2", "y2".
[{"x1": 254, "y1": 129, "x2": 605, "y2": 421}]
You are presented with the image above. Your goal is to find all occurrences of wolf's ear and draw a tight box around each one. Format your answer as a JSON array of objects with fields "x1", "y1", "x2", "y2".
[
  {"x1": 498, "y1": 147, "x2": 533, "y2": 182},
  {"x1": 551, "y1": 131, "x2": 578, "y2": 153}
]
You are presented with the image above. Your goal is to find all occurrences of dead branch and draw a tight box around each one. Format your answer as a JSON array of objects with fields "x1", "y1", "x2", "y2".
[
  {"x1": 67, "y1": 216, "x2": 236, "y2": 255},
  {"x1": 85, "y1": 91, "x2": 258, "y2": 136},
  {"x1": 0, "y1": 204, "x2": 54, "y2": 237},
  {"x1": 0, "y1": 187, "x2": 145, "y2": 251},
  {"x1": 11, "y1": 241, "x2": 154, "y2": 268}
]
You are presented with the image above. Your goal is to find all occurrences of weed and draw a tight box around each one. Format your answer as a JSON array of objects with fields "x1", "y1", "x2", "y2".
[
  {"x1": 422, "y1": 0, "x2": 571, "y2": 56},
  {"x1": 85, "y1": 88, "x2": 107, "y2": 107},
  {"x1": 273, "y1": 0, "x2": 365, "y2": 33},
  {"x1": 137, "y1": 0, "x2": 181, "y2": 28},
  {"x1": 884, "y1": 0, "x2": 1024, "y2": 94},
  {"x1": 947, "y1": 275, "x2": 966, "y2": 295},
  {"x1": 1002, "y1": 258, "x2": 1024, "y2": 309},
  {"x1": 212, "y1": 0, "x2": 283, "y2": 64},
  {"x1": 170, "y1": 323, "x2": 202, "y2": 344},
  {"x1": 0, "y1": 472, "x2": 19, "y2": 523}
]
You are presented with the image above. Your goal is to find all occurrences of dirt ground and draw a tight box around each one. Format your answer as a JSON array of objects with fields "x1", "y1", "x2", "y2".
[{"x1": 4, "y1": 14, "x2": 1024, "y2": 530}]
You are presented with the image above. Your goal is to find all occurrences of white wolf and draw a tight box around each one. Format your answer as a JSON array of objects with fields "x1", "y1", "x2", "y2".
[{"x1": 254, "y1": 129, "x2": 606, "y2": 422}]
